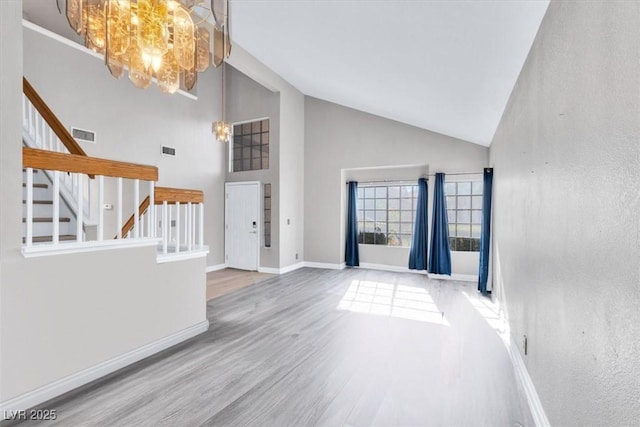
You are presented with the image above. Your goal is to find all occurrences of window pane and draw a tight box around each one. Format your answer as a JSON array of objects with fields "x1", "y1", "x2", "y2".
[
  {"x1": 364, "y1": 232, "x2": 374, "y2": 244},
  {"x1": 446, "y1": 196, "x2": 456, "y2": 209},
  {"x1": 472, "y1": 181, "x2": 483, "y2": 195},
  {"x1": 252, "y1": 121, "x2": 261, "y2": 133},
  {"x1": 388, "y1": 234, "x2": 401, "y2": 246},
  {"x1": 375, "y1": 187, "x2": 387, "y2": 198},
  {"x1": 400, "y1": 210, "x2": 413, "y2": 222},
  {"x1": 364, "y1": 187, "x2": 375, "y2": 198},
  {"x1": 400, "y1": 234, "x2": 412, "y2": 247},
  {"x1": 364, "y1": 211, "x2": 375, "y2": 221},
  {"x1": 251, "y1": 133, "x2": 261, "y2": 145},
  {"x1": 401, "y1": 223, "x2": 413, "y2": 234},
  {"x1": 252, "y1": 159, "x2": 261, "y2": 170},
  {"x1": 471, "y1": 238, "x2": 481, "y2": 251},
  {"x1": 445, "y1": 182, "x2": 456, "y2": 195},
  {"x1": 457, "y1": 224, "x2": 471, "y2": 237},
  {"x1": 388, "y1": 199, "x2": 400, "y2": 210},
  {"x1": 262, "y1": 157, "x2": 269, "y2": 169},
  {"x1": 243, "y1": 146, "x2": 251, "y2": 159},
  {"x1": 375, "y1": 210, "x2": 387, "y2": 222},
  {"x1": 388, "y1": 186, "x2": 400, "y2": 198},
  {"x1": 447, "y1": 210, "x2": 456, "y2": 223},
  {"x1": 357, "y1": 199, "x2": 363, "y2": 210},
  {"x1": 364, "y1": 199, "x2": 375, "y2": 210},
  {"x1": 233, "y1": 124, "x2": 242, "y2": 134},
  {"x1": 401, "y1": 198, "x2": 412, "y2": 210},
  {"x1": 388, "y1": 222, "x2": 400, "y2": 234},
  {"x1": 388, "y1": 210, "x2": 400, "y2": 222},
  {"x1": 449, "y1": 224, "x2": 456, "y2": 237},
  {"x1": 375, "y1": 222, "x2": 387, "y2": 234},
  {"x1": 242, "y1": 159, "x2": 250, "y2": 171},
  {"x1": 364, "y1": 221, "x2": 375, "y2": 232},
  {"x1": 264, "y1": 184, "x2": 271, "y2": 197},
  {"x1": 242, "y1": 123, "x2": 251, "y2": 134},
  {"x1": 233, "y1": 160, "x2": 241, "y2": 172},
  {"x1": 471, "y1": 225, "x2": 481, "y2": 238},
  {"x1": 457, "y1": 182, "x2": 471, "y2": 195},
  {"x1": 457, "y1": 210, "x2": 470, "y2": 223},
  {"x1": 261, "y1": 119, "x2": 269, "y2": 131},
  {"x1": 472, "y1": 195, "x2": 483, "y2": 210},
  {"x1": 374, "y1": 232, "x2": 387, "y2": 245},
  {"x1": 358, "y1": 232, "x2": 365, "y2": 244},
  {"x1": 375, "y1": 199, "x2": 387, "y2": 210},
  {"x1": 401, "y1": 186, "x2": 413, "y2": 198},
  {"x1": 262, "y1": 132, "x2": 269, "y2": 145},
  {"x1": 456, "y1": 238, "x2": 471, "y2": 251},
  {"x1": 472, "y1": 210, "x2": 482, "y2": 224},
  {"x1": 449, "y1": 237, "x2": 457, "y2": 251},
  {"x1": 458, "y1": 196, "x2": 471, "y2": 209}
]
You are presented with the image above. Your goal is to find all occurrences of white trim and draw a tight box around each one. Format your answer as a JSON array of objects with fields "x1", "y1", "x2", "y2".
[
  {"x1": 156, "y1": 248, "x2": 209, "y2": 264},
  {"x1": 428, "y1": 273, "x2": 477, "y2": 282},
  {"x1": 206, "y1": 263, "x2": 227, "y2": 272},
  {"x1": 0, "y1": 320, "x2": 209, "y2": 414},
  {"x1": 506, "y1": 335, "x2": 551, "y2": 427},
  {"x1": 303, "y1": 261, "x2": 346, "y2": 270},
  {"x1": 22, "y1": 20, "x2": 198, "y2": 101},
  {"x1": 257, "y1": 262, "x2": 305, "y2": 275},
  {"x1": 21, "y1": 238, "x2": 161, "y2": 258}
]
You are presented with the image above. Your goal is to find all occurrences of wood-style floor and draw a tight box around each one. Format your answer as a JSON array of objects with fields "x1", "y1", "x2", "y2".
[
  {"x1": 206, "y1": 268, "x2": 273, "y2": 301},
  {"x1": 21, "y1": 268, "x2": 533, "y2": 426}
]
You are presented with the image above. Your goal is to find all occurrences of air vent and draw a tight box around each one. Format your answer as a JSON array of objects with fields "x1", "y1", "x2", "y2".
[
  {"x1": 161, "y1": 145, "x2": 176, "y2": 156},
  {"x1": 71, "y1": 127, "x2": 96, "y2": 143}
]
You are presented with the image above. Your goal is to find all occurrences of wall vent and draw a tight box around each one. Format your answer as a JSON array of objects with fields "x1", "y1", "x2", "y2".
[
  {"x1": 71, "y1": 127, "x2": 96, "y2": 143},
  {"x1": 161, "y1": 145, "x2": 176, "y2": 156}
]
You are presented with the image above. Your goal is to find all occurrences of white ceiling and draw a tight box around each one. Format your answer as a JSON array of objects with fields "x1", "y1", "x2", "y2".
[{"x1": 231, "y1": 0, "x2": 549, "y2": 146}]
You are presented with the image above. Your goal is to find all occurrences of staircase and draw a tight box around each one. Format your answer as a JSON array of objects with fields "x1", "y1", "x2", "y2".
[{"x1": 22, "y1": 168, "x2": 77, "y2": 244}]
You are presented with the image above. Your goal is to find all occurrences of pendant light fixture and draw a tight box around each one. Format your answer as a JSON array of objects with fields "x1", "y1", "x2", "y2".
[{"x1": 213, "y1": 62, "x2": 231, "y2": 142}]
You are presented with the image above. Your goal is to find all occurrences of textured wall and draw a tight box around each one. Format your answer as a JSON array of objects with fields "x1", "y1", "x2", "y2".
[
  {"x1": 304, "y1": 96, "x2": 488, "y2": 272},
  {"x1": 490, "y1": 1, "x2": 640, "y2": 424}
]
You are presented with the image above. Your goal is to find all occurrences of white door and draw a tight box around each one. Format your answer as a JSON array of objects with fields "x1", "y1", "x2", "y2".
[{"x1": 225, "y1": 182, "x2": 260, "y2": 270}]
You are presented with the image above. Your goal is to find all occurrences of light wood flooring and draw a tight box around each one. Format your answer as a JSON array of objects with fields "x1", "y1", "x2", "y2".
[
  {"x1": 206, "y1": 268, "x2": 273, "y2": 301},
  {"x1": 19, "y1": 268, "x2": 533, "y2": 426}
]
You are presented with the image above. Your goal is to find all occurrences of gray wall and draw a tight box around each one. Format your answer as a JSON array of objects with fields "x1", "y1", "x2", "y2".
[
  {"x1": 304, "y1": 97, "x2": 488, "y2": 274},
  {"x1": 23, "y1": 26, "x2": 226, "y2": 267},
  {"x1": 489, "y1": 1, "x2": 640, "y2": 425},
  {"x1": 225, "y1": 65, "x2": 280, "y2": 269}
]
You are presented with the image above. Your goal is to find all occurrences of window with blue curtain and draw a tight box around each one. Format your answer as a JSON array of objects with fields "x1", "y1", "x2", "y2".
[
  {"x1": 428, "y1": 173, "x2": 452, "y2": 275},
  {"x1": 345, "y1": 181, "x2": 360, "y2": 267},
  {"x1": 408, "y1": 178, "x2": 428, "y2": 270}
]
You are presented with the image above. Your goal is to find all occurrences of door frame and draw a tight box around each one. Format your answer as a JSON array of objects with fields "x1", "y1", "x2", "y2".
[{"x1": 225, "y1": 181, "x2": 261, "y2": 271}]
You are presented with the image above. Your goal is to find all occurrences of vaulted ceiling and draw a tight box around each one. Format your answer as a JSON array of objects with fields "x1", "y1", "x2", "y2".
[
  {"x1": 23, "y1": 0, "x2": 549, "y2": 146},
  {"x1": 231, "y1": 0, "x2": 549, "y2": 146}
]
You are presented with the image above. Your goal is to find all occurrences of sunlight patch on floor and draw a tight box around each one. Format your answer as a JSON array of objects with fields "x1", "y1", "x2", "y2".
[{"x1": 337, "y1": 280, "x2": 449, "y2": 326}]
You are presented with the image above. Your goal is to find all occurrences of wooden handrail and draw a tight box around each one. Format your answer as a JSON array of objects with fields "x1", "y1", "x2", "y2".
[
  {"x1": 23, "y1": 78, "x2": 88, "y2": 158},
  {"x1": 155, "y1": 187, "x2": 204, "y2": 204},
  {"x1": 23, "y1": 147, "x2": 159, "y2": 181},
  {"x1": 117, "y1": 187, "x2": 204, "y2": 238}
]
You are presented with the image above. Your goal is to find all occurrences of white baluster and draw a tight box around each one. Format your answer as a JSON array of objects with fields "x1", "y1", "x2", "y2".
[
  {"x1": 192, "y1": 203, "x2": 196, "y2": 251},
  {"x1": 183, "y1": 203, "x2": 188, "y2": 249},
  {"x1": 148, "y1": 182, "x2": 155, "y2": 238},
  {"x1": 187, "y1": 202, "x2": 192, "y2": 251},
  {"x1": 25, "y1": 168, "x2": 33, "y2": 247},
  {"x1": 117, "y1": 177, "x2": 123, "y2": 239},
  {"x1": 53, "y1": 171, "x2": 60, "y2": 245},
  {"x1": 168, "y1": 202, "x2": 173, "y2": 247},
  {"x1": 97, "y1": 175, "x2": 104, "y2": 241},
  {"x1": 162, "y1": 201, "x2": 168, "y2": 254},
  {"x1": 199, "y1": 203, "x2": 204, "y2": 250},
  {"x1": 76, "y1": 174, "x2": 83, "y2": 242},
  {"x1": 175, "y1": 202, "x2": 181, "y2": 253},
  {"x1": 133, "y1": 179, "x2": 140, "y2": 239}
]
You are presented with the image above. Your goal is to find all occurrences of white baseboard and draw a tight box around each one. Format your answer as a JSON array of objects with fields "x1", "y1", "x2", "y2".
[
  {"x1": 258, "y1": 262, "x2": 305, "y2": 275},
  {"x1": 506, "y1": 335, "x2": 550, "y2": 427},
  {"x1": 0, "y1": 320, "x2": 209, "y2": 414},
  {"x1": 303, "y1": 261, "x2": 346, "y2": 270},
  {"x1": 206, "y1": 263, "x2": 226, "y2": 272}
]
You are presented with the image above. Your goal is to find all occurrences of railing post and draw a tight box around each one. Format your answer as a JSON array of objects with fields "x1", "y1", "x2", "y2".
[
  {"x1": 53, "y1": 170, "x2": 60, "y2": 245},
  {"x1": 76, "y1": 174, "x2": 83, "y2": 242},
  {"x1": 199, "y1": 202, "x2": 204, "y2": 250},
  {"x1": 117, "y1": 177, "x2": 123, "y2": 239},
  {"x1": 175, "y1": 202, "x2": 181, "y2": 253},
  {"x1": 97, "y1": 175, "x2": 104, "y2": 241},
  {"x1": 134, "y1": 179, "x2": 140, "y2": 239},
  {"x1": 25, "y1": 168, "x2": 33, "y2": 247},
  {"x1": 162, "y1": 201, "x2": 168, "y2": 254}
]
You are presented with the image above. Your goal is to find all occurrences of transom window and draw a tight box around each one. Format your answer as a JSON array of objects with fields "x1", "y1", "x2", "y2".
[
  {"x1": 231, "y1": 119, "x2": 269, "y2": 172},
  {"x1": 357, "y1": 185, "x2": 418, "y2": 247},
  {"x1": 445, "y1": 181, "x2": 483, "y2": 252}
]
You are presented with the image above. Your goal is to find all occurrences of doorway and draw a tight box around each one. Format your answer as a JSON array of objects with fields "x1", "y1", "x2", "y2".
[{"x1": 225, "y1": 181, "x2": 260, "y2": 271}]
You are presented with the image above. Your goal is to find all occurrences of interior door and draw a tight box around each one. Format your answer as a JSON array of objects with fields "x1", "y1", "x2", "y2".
[{"x1": 225, "y1": 182, "x2": 260, "y2": 270}]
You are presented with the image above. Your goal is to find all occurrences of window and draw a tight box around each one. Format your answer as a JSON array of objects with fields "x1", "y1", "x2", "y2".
[
  {"x1": 357, "y1": 184, "x2": 418, "y2": 247},
  {"x1": 264, "y1": 183, "x2": 271, "y2": 248},
  {"x1": 445, "y1": 181, "x2": 483, "y2": 252},
  {"x1": 232, "y1": 119, "x2": 269, "y2": 172}
]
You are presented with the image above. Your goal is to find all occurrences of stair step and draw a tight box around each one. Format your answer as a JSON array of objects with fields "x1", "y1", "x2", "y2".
[
  {"x1": 22, "y1": 183, "x2": 48, "y2": 188},
  {"x1": 22, "y1": 200, "x2": 53, "y2": 205},
  {"x1": 22, "y1": 217, "x2": 71, "y2": 223},
  {"x1": 23, "y1": 235, "x2": 76, "y2": 244}
]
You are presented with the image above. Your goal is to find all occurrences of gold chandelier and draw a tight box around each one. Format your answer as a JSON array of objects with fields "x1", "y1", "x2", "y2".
[{"x1": 65, "y1": 0, "x2": 231, "y2": 93}]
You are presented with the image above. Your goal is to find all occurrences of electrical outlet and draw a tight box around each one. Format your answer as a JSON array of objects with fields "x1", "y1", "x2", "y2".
[
  {"x1": 523, "y1": 335, "x2": 528, "y2": 355},
  {"x1": 287, "y1": 218, "x2": 291, "y2": 225},
  {"x1": 103, "y1": 203, "x2": 113, "y2": 210}
]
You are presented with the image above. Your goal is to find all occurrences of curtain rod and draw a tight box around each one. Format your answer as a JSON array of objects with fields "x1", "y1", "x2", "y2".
[{"x1": 346, "y1": 171, "x2": 484, "y2": 184}]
